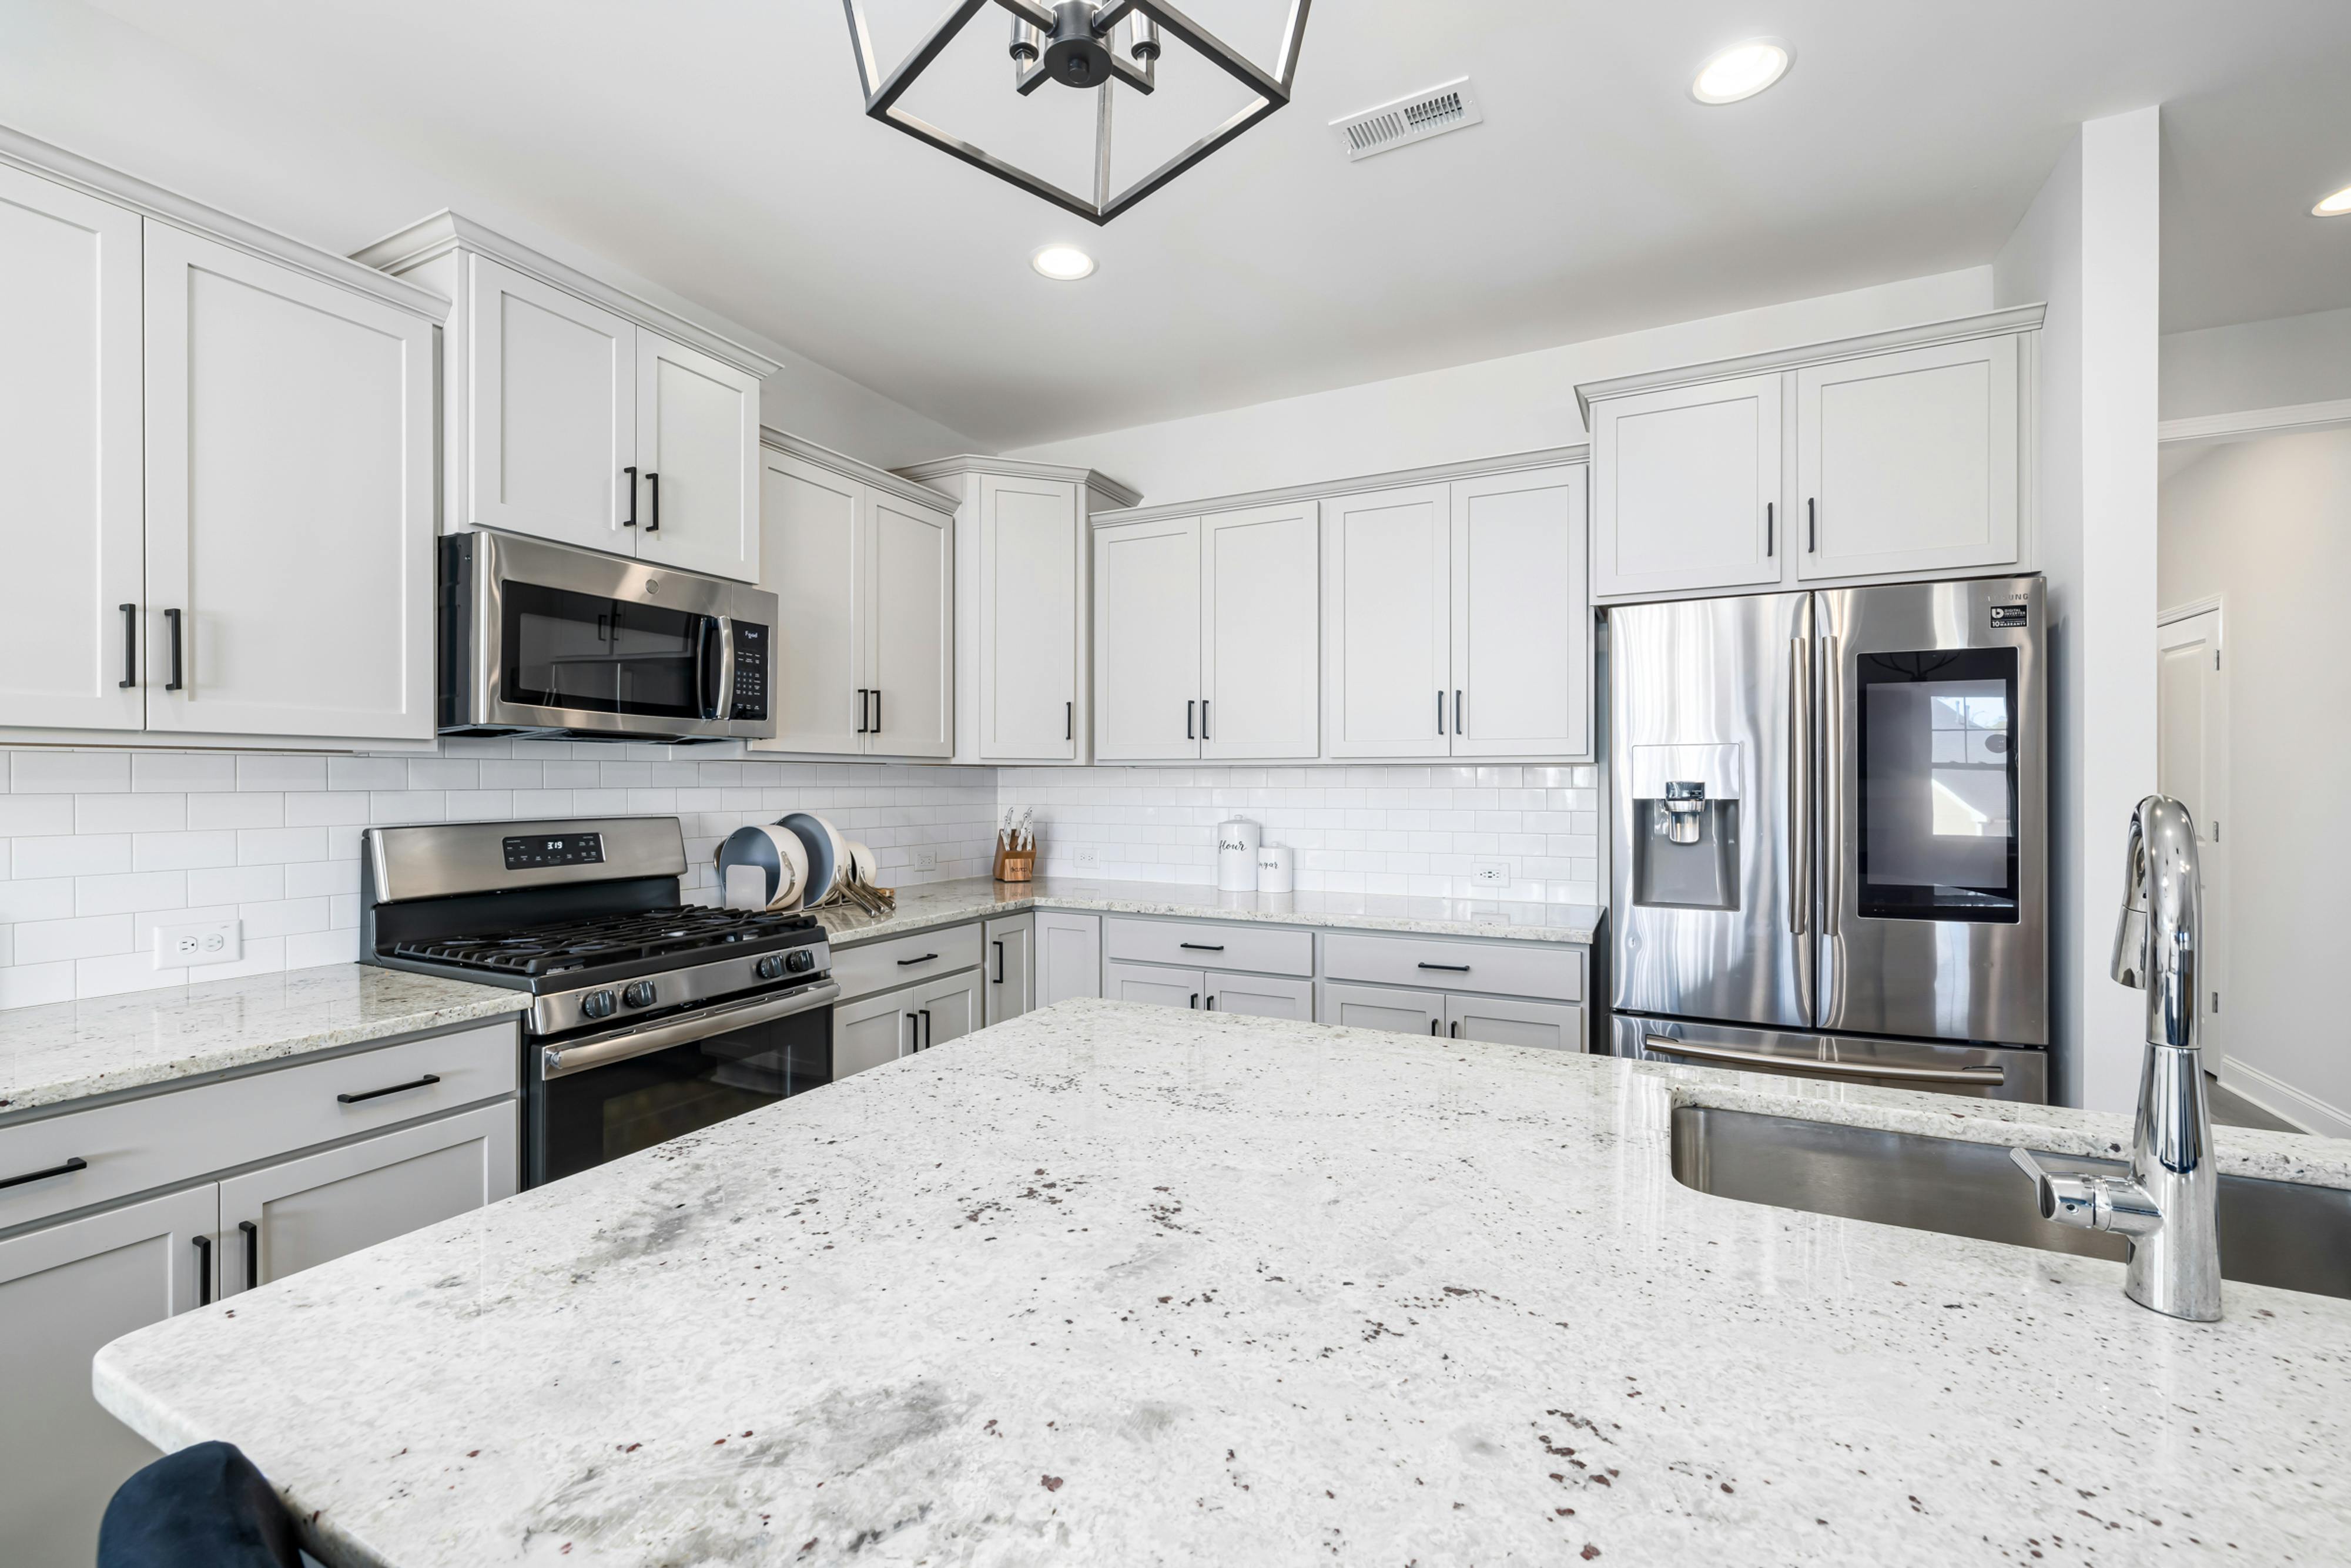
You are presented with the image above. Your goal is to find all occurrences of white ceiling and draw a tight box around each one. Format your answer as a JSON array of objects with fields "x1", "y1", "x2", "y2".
[{"x1": 75, "y1": 0, "x2": 2351, "y2": 448}]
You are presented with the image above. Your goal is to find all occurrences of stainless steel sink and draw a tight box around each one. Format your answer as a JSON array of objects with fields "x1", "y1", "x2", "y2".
[{"x1": 1670, "y1": 1104, "x2": 2351, "y2": 1301}]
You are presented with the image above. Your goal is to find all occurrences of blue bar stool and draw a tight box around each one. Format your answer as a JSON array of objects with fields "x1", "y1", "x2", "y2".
[{"x1": 97, "y1": 1442, "x2": 302, "y2": 1568}]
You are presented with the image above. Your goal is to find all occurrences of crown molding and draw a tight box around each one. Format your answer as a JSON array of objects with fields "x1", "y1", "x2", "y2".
[
  {"x1": 2158, "y1": 397, "x2": 2351, "y2": 448},
  {"x1": 1087, "y1": 443, "x2": 1590, "y2": 528},
  {"x1": 894, "y1": 453, "x2": 1144, "y2": 511},
  {"x1": 1573, "y1": 303, "x2": 2049, "y2": 424},
  {"x1": 760, "y1": 427, "x2": 960, "y2": 512},
  {"x1": 353, "y1": 211, "x2": 782, "y2": 380},
  {"x1": 0, "y1": 123, "x2": 448, "y2": 321}
]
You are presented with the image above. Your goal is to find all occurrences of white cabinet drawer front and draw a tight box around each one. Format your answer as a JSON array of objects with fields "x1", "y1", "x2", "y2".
[
  {"x1": 1445, "y1": 994, "x2": 1584, "y2": 1053},
  {"x1": 1318, "y1": 980, "x2": 1445, "y2": 1037},
  {"x1": 1104, "y1": 917, "x2": 1312, "y2": 977},
  {"x1": 832, "y1": 922, "x2": 983, "y2": 1002},
  {"x1": 1204, "y1": 970, "x2": 1312, "y2": 1021},
  {"x1": 1103, "y1": 960, "x2": 1204, "y2": 1010},
  {"x1": 0, "y1": 1021, "x2": 518, "y2": 1234},
  {"x1": 1321, "y1": 932, "x2": 1583, "y2": 1001}
]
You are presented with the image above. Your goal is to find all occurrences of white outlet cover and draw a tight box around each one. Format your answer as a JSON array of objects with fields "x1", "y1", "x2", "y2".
[
  {"x1": 1472, "y1": 863, "x2": 1510, "y2": 886},
  {"x1": 1074, "y1": 846, "x2": 1099, "y2": 867},
  {"x1": 913, "y1": 849, "x2": 939, "y2": 871},
  {"x1": 155, "y1": 919, "x2": 242, "y2": 968}
]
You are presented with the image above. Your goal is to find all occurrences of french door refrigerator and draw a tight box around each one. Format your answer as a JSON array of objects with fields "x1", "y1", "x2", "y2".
[{"x1": 1608, "y1": 576, "x2": 2049, "y2": 1101}]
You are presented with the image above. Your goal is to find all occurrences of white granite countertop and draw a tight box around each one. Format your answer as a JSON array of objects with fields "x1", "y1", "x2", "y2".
[
  {"x1": 816, "y1": 875, "x2": 1602, "y2": 947},
  {"x1": 93, "y1": 1000, "x2": 2350, "y2": 1567},
  {"x1": 0, "y1": 964, "x2": 526, "y2": 1118}
]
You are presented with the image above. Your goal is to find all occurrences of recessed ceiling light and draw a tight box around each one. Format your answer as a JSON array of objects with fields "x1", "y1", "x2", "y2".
[
  {"x1": 1690, "y1": 38, "x2": 1793, "y2": 105},
  {"x1": 1031, "y1": 244, "x2": 1097, "y2": 280},
  {"x1": 2315, "y1": 185, "x2": 2351, "y2": 217}
]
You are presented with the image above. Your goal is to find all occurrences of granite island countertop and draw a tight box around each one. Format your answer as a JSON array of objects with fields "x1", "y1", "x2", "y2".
[
  {"x1": 0, "y1": 964, "x2": 527, "y2": 1118},
  {"x1": 93, "y1": 1000, "x2": 2351, "y2": 1567},
  {"x1": 814, "y1": 875, "x2": 1602, "y2": 947}
]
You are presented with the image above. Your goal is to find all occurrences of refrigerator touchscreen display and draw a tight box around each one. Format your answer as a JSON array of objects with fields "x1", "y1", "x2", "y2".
[{"x1": 1856, "y1": 648, "x2": 2020, "y2": 922}]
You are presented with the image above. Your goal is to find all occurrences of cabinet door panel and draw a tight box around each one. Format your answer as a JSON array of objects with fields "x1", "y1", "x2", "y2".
[
  {"x1": 1034, "y1": 912, "x2": 1103, "y2": 1006},
  {"x1": 1445, "y1": 994, "x2": 1583, "y2": 1052},
  {"x1": 1591, "y1": 374, "x2": 1782, "y2": 598},
  {"x1": 634, "y1": 329, "x2": 761, "y2": 582},
  {"x1": 984, "y1": 914, "x2": 1035, "y2": 1026},
  {"x1": 0, "y1": 166, "x2": 144, "y2": 731},
  {"x1": 1104, "y1": 960, "x2": 1203, "y2": 1009},
  {"x1": 1450, "y1": 466, "x2": 1590, "y2": 759},
  {"x1": 466, "y1": 254, "x2": 635, "y2": 552},
  {"x1": 1318, "y1": 980, "x2": 1445, "y2": 1037},
  {"x1": 143, "y1": 222, "x2": 434, "y2": 741},
  {"x1": 912, "y1": 970, "x2": 983, "y2": 1048},
  {"x1": 833, "y1": 990, "x2": 913, "y2": 1078},
  {"x1": 1325, "y1": 485, "x2": 1449, "y2": 757},
  {"x1": 1201, "y1": 502, "x2": 1319, "y2": 759},
  {"x1": 755, "y1": 453, "x2": 865, "y2": 754},
  {"x1": 1204, "y1": 970, "x2": 1313, "y2": 1020},
  {"x1": 866, "y1": 495, "x2": 953, "y2": 758},
  {"x1": 1, "y1": 1184, "x2": 215, "y2": 1568},
  {"x1": 217, "y1": 1103, "x2": 515, "y2": 1296},
  {"x1": 1796, "y1": 336, "x2": 2020, "y2": 580},
  {"x1": 1093, "y1": 517, "x2": 1202, "y2": 760},
  {"x1": 978, "y1": 475, "x2": 1082, "y2": 761}
]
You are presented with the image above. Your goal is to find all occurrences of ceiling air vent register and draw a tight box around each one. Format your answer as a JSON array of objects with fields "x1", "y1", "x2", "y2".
[{"x1": 1332, "y1": 78, "x2": 1483, "y2": 162}]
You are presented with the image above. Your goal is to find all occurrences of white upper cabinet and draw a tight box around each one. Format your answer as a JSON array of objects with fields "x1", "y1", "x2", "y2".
[
  {"x1": 142, "y1": 221, "x2": 436, "y2": 742},
  {"x1": 978, "y1": 474, "x2": 1084, "y2": 761},
  {"x1": 1324, "y1": 485, "x2": 1451, "y2": 758},
  {"x1": 1094, "y1": 516, "x2": 1201, "y2": 761},
  {"x1": 865, "y1": 491, "x2": 953, "y2": 759},
  {"x1": 1794, "y1": 334, "x2": 2020, "y2": 581},
  {"x1": 0, "y1": 163, "x2": 143, "y2": 733},
  {"x1": 1589, "y1": 373, "x2": 1782, "y2": 599},
  {"x1": 634, "y1": 327, "x2": 762, "y2": 582},
  {"x1": 1200, "y1": 502, "x2": 1320, "y2": 760},
  {"x1": 1449, "y1": 466, "x2": 1589, "y2": 758},
  {"x1": 464, "y1": 254, "x2": 635, "y2": 556}
]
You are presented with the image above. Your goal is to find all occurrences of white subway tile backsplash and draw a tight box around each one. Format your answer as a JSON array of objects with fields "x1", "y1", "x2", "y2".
[
  {"x1": 132, "y1": 753, "x2": 236, "y2": 792},
  {"x1": 0, "y1": 795, "x2": 76, "y2": 836},
  {"x1": 75, "y1": 870, "x2": 187, "y2": 917},
  {"x1": 18, "y1": 833, "x2": 133, "y2": 878},
  {"x1": 236, "y1": 755, "x2": 328, "y2": 792},
  {"x1": 187, "y1": 865, "x2": 284, "y2": 906},
  {"x1": 14, "y1": 913, "x2": 132, "y2": 965},
  {"x1": 130, "y1": 830, "x2": 237, "y2": 872},
  {"x1": 12, "y1": 752, "x2": 130, "y2": 793},
  {"x1": 185, "y1": 792, "x2": 286, "y2": 830},
  {"x1": 236, "y1": 827, "x2": 328, "y2": 865},
  {"x1": 0, "y1": 876, "x2": 76, "y2": 923}
]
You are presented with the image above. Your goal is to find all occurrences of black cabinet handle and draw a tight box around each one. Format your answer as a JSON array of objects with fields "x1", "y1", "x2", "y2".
[
  {"x1": 1201, "y1": 699, "x2": 1210, "y2": 741},
  {"x1": 336, "y1": 1073, "x2": 440, "y2": 1105},
  {"x1": 1186, "y1": 699, "x2": 1194, "y2": 741},
  {"x1": 1807, "y1": 497, "x2": 1816, "y2": 553},
  {"x1": 239, "y1": 1219, "x2": 259, "y2": 1291},
  {"x1": 856, "y1": 688, "x2": 869, "y2": 733},
  {"x1": 1436, "y1": 689, "x2": 1445, "y2": 735},
  {"x1": 1765, "y1": 501, "x2": 1774, "y2": 557},
  {"x1": 645, "y1": 471, "x2": 661, "y2": 532},
  {"x1": 1205, "y1": 994, "x2": 1217, "y2": 1011},
  {"x1": 0, "y1": 1154, "x2": 86, "y2": 1191},
  {"x1": 163, "y1": 608, "x2": 183, "y2": 691},
  {"x1": 1188, "y1": 993, "x2": 1200, "y2": 1009},
  {"x1": 1178, "y1": 942, "x2": 1224, "y2": 951},
  {"x1": 897, "y1": 952, "x2": 939, "y2": 966},
  {"x1": 1417, "y1": 961, "x2": 1472, "y2": 973},
  {"x1": 905, "y1": 1013, "x2": 916, "y2": 1054},
  {"x1": 623, "y1": 465, "x2": 638, "y2": 527},
  {"x1": 993, "y1": 940, "x2": 1005, "y2": 984},
  {"x1": 918, "y1": 1009, "x2": 933, "y2": 1050},
  {"x1": 1429, "y1": 1019, "x2": 1440, "y2": 1036},
  {"x1": 119, "y1": 604, "x2": 137, "y2": 688},
  {"x1": 193, "y1": 1234, "x2": 213, "y2": 1306},
  {"x1": 1455, "y1": 689, "x2": 1463, "y2": 733},
  {"x1": 1066, "y1": 701, "x2": 1073, "y2": 742},
  {"x1": 1449, "y1": 1020, "x2": 1460, "y2": 1038},
  {"x1": 871, "y1": 688, "x2": 880, "y2": 733}
]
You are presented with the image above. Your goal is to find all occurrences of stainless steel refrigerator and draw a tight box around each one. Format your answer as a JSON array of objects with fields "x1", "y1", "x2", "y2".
[{"x1": 1608, "y1": 576, "x2": 2049, "y2": 1101}]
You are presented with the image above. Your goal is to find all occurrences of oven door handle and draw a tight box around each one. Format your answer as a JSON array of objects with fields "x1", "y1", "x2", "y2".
[
  {"x1": 541, "y1": 981, "x2": 840, "y2": 1081},
  {"x1": 1640, "y1": 1034, "x2": 2005, "y2": 1085}
]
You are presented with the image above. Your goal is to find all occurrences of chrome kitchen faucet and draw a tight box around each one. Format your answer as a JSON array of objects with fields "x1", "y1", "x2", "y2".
[{"x1": 2011, "y1": 795, "x2": 2223, "y2": 1321}]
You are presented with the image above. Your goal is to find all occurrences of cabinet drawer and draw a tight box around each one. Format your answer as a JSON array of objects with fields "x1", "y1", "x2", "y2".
[
  {"x1": 0, "y1": 1020, "x2": 518, "y2": 1235},
  {"x1": 1104, "y1": 917, "x2": 1312, "y2": 977},
  {"x1": 1321, "y1": 932, "x2": 1584, "y2": 1001},
  {"x1": 832, "y1": 922, "x2": 983, "y2": 1003}
]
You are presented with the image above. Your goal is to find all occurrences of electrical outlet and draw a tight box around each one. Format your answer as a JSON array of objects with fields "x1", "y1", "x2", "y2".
[
  {"x1": 913, "y1": 848, "x2": 939, "y2": 872},
  {"x1": 1073, "y1": 846, "x2": 1099, "y2": 869},
  {"x1": 155, "y1": 919, "x2": 242, "y2": 969},
  {"x1": 1472, "y1": 862, "x2": 1509, "y2": 888}
]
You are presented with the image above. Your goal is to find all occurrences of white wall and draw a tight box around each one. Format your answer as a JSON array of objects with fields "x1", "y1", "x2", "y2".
[
  {"x1": 2161, "y1": 306, "x2": 2351, "y2": 423},
  {"x1": 1007, "y1": 269, "x2": 1994, "y2": 507},
  {"x1": 0, "y1": 0, "x2": 981, "y2": 470},
  {"x1": 2159, "y1": 428, "x2": 2351, "y2": 1136}
]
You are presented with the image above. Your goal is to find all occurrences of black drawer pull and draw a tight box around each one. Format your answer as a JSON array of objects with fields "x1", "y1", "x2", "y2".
[
  {"x1": 0, "y1": 1155, "x2": 87, "y2": 1191},
  {"x1": 119, "y1": 603, "x2": 137, "y2": 688},
  {"x1": 337, "y1": 1073, "x2": 441, "y2": 1105},
  {"x1": 645, "y1": 470, "x2": 661, "y2": 532},
  {"x1": 239, "y1": 1219, "x2": 259, "y2": 1291},
  {"x1": 1177, "y1": 942, "x2": 1224, "y2": 951},
  {"x1": 1417, "y1": 961, "x2": 1472, "y2": 973},
  {"x1": 622, "y1": 465, "x2": 638, "y2": 527},
  {"x1": 993, "y1": 940, "x2": 1006, "y2": 984},
  {"x1": 897, "y1": 952, "x2": 939, "y2": 966},
  {"x1": 193, "y1": 1234, "x2": 213, "y2": 1306},
  {"x1": 164, "y1": 607, "x2": 183, "y2": 691}
]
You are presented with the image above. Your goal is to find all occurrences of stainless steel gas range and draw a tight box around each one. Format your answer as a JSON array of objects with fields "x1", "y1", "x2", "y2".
[{"x1": 361, "y1": 817, "x2": 837, "y2": 1186}]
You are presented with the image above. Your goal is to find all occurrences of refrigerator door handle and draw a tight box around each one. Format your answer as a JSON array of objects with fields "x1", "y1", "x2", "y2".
[{"x1": 1789, "y1": 635, "x2": 1811, "y2": 938}]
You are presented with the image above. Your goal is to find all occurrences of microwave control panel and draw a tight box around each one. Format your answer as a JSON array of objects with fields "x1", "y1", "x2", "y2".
[{"x1": 729, "y1": 622, "x2": 769, "y2": 722}]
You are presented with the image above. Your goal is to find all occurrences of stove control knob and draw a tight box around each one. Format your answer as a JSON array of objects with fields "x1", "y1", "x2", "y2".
[
  {"x1": 755, "y1": 953, "x2": 786, "y2": 981},
  {"x1": 784, "y1": 949, "x2": 817, "y2": 974},
  {"x1": 581, "y1": 990, "x2": 618, "y2": 1021},
  {"x1": 622, "y1": 981, "x2": 658, "y2": 1010}
]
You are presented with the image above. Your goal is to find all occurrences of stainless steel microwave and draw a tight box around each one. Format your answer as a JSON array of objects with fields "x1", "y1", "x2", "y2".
[{"x1": 439, "y1": 530, "x2": 776, "y2": 743}]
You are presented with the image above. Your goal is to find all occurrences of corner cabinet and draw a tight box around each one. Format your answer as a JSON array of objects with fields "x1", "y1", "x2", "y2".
[
  {"x1": 896, "y1": 455, "x2": 1143, "y2": 765},
  {"x1": 1580, "y1": 306, "x2": 2040, "y2": 602}
]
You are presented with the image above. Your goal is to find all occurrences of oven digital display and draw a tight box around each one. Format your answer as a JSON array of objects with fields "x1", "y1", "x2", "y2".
[{"x1": 503, "y1": 833, "x2": 605, "y2": 870}]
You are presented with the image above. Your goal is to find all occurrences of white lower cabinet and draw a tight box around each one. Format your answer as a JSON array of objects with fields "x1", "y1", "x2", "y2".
[
  {"x1": 1443, "y1": 994, "x2": 1583, "y2": 1051},
  {"x1": 984, "y1": 915, "x2": 1035, "y2": 1026},
  {"x1": 1105, "y1": 960, "x2": 1205, "y2": 1010},
  {"x1": 1034, "y1": 913, "x2": 1103, "y2": 1006},
  {"x1": 832, "y1": 967, "x2": 984, "y2": 1077},
  {"x1": 1204, "y1": 971, "x2": 1313, "y2": 1020},
  {"x1": 910, "y1": 970, "x2": 983, "y2": 1051},
  {"x1": 1318, "y1": 980, "x2": 1445, "y2": 1037}
]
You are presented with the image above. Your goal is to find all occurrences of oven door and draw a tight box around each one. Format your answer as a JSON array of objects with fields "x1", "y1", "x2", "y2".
[{"x1": 527, "y1": 980, "x2": 839, "y2": 1187}]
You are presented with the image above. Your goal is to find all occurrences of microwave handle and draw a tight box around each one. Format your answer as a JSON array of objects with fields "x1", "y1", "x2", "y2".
[{"x1": 705, "y1": 617, "x2": 736, "y2": 721}]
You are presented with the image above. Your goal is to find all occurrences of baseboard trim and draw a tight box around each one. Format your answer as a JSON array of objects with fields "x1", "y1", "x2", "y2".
[{"x1": 2219, "y1": 1056, "x2": 2351, "y2": 1140}]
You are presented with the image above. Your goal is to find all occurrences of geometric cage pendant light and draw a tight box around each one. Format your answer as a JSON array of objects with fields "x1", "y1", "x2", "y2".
[{"x1": 840, "y1": 1, "x2": 1311, "y2": 225}]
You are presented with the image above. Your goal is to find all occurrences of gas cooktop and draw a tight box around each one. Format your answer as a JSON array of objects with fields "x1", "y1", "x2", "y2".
[{"x1": 385, "y1": 905, "x2": 819, "y2": 980}]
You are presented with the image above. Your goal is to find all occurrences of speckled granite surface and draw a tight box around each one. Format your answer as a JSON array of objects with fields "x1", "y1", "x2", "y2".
[
  {"x1": 816, "y1": 875, "x2": 1602, "y2": 947},
  {"x1": 0, "y1": 965, "x2": 525, "y2": 1117},
  {"x1": 95, "y1": 999, "x2": 2350, "y2": 1566}
]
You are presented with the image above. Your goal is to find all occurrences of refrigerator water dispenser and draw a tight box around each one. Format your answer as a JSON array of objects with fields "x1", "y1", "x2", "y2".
[{"x1": 1630, "y1": 745, "x2": 1742, "y2": 911}]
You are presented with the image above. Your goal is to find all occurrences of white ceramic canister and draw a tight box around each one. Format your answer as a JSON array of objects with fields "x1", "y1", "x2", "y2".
[
  {"x1": 1217, "y1": 819, "x2": 1261, "y2": 892},
  {"x1": 1255, "y1": 843, "x2": 1295, "y2": 894}
]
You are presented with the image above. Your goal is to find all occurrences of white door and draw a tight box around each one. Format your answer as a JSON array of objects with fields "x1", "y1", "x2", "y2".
[
  {"x1": 634, "y1": 328, "x2": 762, "y2": 582},
  {"x1": 985, "y1": 914, "x2": 1036, "y2": 1026},
  {"x1": 1094, "y1": 517, "x2": 1203, "y2": 760},
  {"x1": 1201, "y1": 502, "x2": 1320, "y2": 760},
  {"x1": 1444, "y1": 994, "x2": 1583, "y2": 1051},
  {"x1": 143, "y1": 222, "x2": 435, "y2": 742},
  {"x1": 833, "y1": 990, "x2": 915, "y2": 1078},
  {"x1": 2158, "y1": 608, "x2": 2228, "y2": 1051},
  {"x1": 755, "y1": 452, "x2": 866, "y2": 755},
  {"x1": 1034, "y1": 912, "x2": 1103, "y2": 1006},
  {"x1": 0, "y1": 166, "x2": 145, "y2": 732},
  {"x1": 865, "y1": 494, "x2": 954, "y2": 758},
  {"x1": 1104, "y1": 960, "x2": 1203, "y2": 1009},
  {"x1": 1449, "y1": 465, "x2": 1590, "y2": 758},
  {"x1": 1796, "y1": 336, "x2": 2020, "y2": 581},
  {"x1": 0, "y1": 1183, "x2": 216, "y2": 1568},
  {"x1": 1324, "y1": 485, "x2": 1450, "y2": 758},
  {"x1": 464, "y1": 254, "x2": 636, "y2": 554},
  {"x1": 977, "y1": 474, "x2": 1083, "y2": 761},
  {"x1": 1205, "y1": 970, "x2": 1313, "y2": 1020},
  {"x1": 1590, "y1": 373, "x2": 1783, "y2": 598},
  {"x1": 1318, "y1": 980, "x2": 1444, "y2": 1037},
  {"x1": 910, "y1": 969, "x2": 984, "y2": 1050},
  {"x1": 217, "y1": 1104, "x2": 516, "y2": 1297}
]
